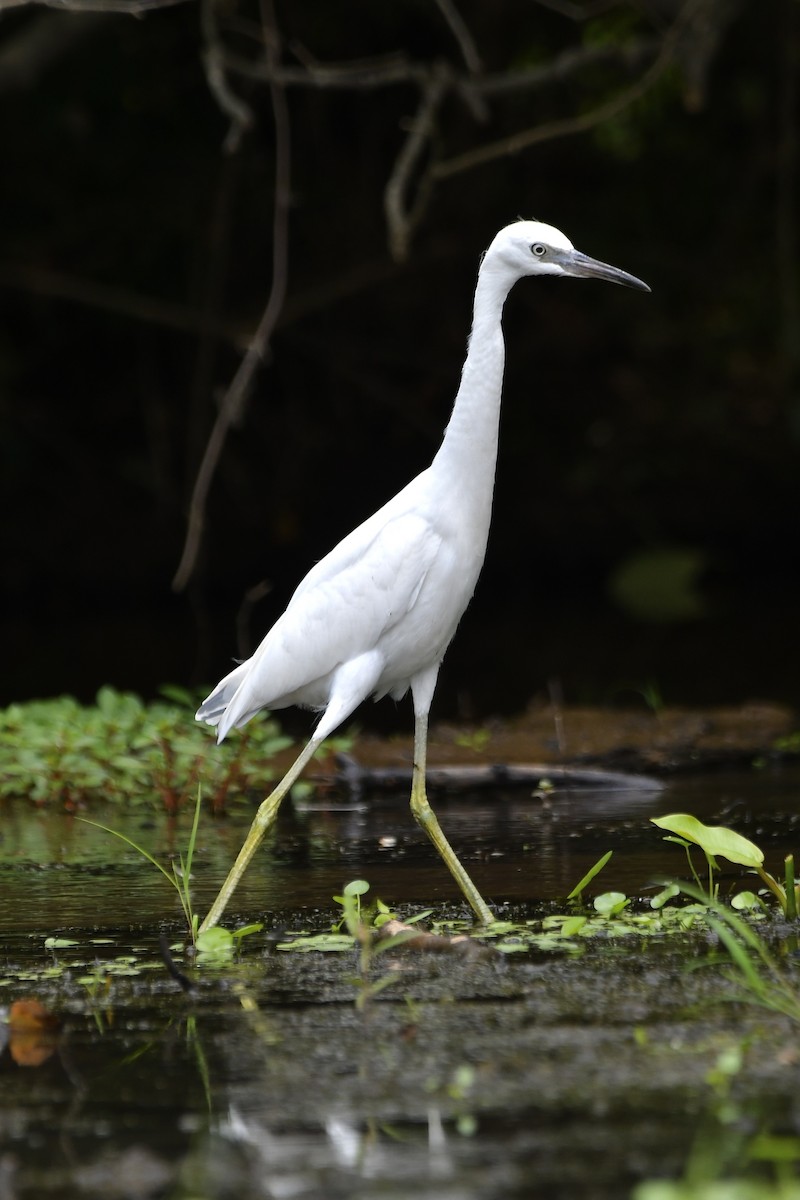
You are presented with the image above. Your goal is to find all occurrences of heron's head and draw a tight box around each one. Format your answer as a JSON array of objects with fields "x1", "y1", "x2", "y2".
[{"x1": 486, "y1": 219, "x2": 650, "y2": 292}]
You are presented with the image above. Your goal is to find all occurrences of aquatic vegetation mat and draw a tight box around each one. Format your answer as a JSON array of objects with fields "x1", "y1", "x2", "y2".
[{"x1": 0, "y1": 687, "x2": 292, "y2": 811}]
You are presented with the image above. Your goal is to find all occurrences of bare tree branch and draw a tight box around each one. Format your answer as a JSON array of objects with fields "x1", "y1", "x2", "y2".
[
  {"x1": 433, "y1": 0, "x2": 482, "y2": 75},
  {"x1": 466, "y1": 39, "x2": 656, "y2": 96},
  {"x1": 0, "y1": 0, "x2": 191, "y2": 14},
  {"x1": 384, "y1": 65, "x2": 449, "y2": 263},
  {"x1": 222, "y1": 49, "x2": 428, "y2": 90},
  {"x1": 218, "y1": 20, "x2": 661, "y2": 259},
  {"x1": 172, "y1": 0, "x2": 291, "y2": 591},
  {"x1": 433, "y1": 0, "x2": 700, "y2": 180},
  {"x1": 201, "y1": 0, "x2": 254, "y2": 152},
  {"x1": 0, "y1": 262, "x2": 248, "y2": 344},
  {"x1": 532, "y1": 0, "x2": 622, "y2": 19},
  {"x1": 221, "y1": 38, "x2": 654, "y2": 95},
  {"x1": 383, "y1": 25, "x2": 663, "y2": 253}
]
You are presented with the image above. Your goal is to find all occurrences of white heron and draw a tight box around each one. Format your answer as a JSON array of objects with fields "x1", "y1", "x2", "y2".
[{"x1": 197, "y1": 219, "x2": 650, "y2": 931}]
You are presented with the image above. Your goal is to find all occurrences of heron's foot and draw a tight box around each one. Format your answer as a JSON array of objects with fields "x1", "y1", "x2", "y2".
[{"x1": 410, "y1": 788, "x2": 493, "y2": 926}]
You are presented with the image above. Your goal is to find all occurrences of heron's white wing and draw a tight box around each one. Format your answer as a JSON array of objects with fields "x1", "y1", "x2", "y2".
[
  {"x1": 217, "y1": 509, "x2": 440, "y2": 728},
  {"x1": 290, "y1": 471, "x2": 431, "y2": 602}
]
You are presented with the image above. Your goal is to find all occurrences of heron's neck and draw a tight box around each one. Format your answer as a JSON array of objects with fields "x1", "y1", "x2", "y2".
[{"x1": 433, "y1": 264, "x2": 512, "y2": 487}]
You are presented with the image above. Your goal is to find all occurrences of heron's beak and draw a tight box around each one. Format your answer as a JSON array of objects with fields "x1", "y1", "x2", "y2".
[{"x1": 567, "y1": 250, "x2": 651, "y2": 293}]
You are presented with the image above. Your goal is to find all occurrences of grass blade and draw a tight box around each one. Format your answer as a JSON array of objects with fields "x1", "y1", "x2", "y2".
[
  {"x1": 78, "y1": 817, "x2": 179, "y2": 893},
  {"x1": 568, "y1": 850, "x2": 613, "y2": 900}
]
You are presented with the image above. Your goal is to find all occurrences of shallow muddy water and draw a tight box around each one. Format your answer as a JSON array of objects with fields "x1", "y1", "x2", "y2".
[{"x1": 2, "y1": 763, "x2": 800, "y2": 1198}]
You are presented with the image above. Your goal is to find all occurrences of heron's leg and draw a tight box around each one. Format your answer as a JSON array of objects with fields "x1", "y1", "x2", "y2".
[
  {"x1": 409, "y1": 709, "x2": 493, "y2": 926},
  {"x1": 200, "y1": 735, "x2": 324, "y2": 932}
]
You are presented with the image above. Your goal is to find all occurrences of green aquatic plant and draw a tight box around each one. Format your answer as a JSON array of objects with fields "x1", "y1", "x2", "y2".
[
  {"x1": 652, "y1": 1040, "x2": 753, "y2": 1197},
  {"x1": 193, "y1": 922, "x2": 265, "y2": 965},
  {"x1": 679, "y1": 883, "x2": 800, "y2": 1024},
  {"x1": 79, "y1": 788, "x2": 262, "y2": 955},
  {"x1": 335, "y1": 880, "x2": 419, "y2": 1010},
  {"x1": 453, "y1": 727, "x2": 492, "y2": 753},
  {"x1": 779, "y1": 856, "x2": 799, "y2": 921},
  {"x1": 634, "y1": 1030, "x2": 800, "y2": 1199},
  {"x1": 80, "y1": 785, "x2": 204, "y2": 940},
  {"x1": 773, "y1": 730, "x2": 800, "y2": 757},
  {"x1": 567, "y1": 850, "x2": 614, "y2": 902},
  {"x1": 0, "y1": 686, "x2": 292, "y2": 812},
  {"x1": 652, "y1": 814, "x2": 799, "y2": 918},
  {"x1": 651, "y1": 813, "x2": 762, "y2": 902},
  {"x1": 424, "y1": 1064, "x2": 479, "y2": 1137},
  {"x1": 277, "y1": 875, "x2": 714, "y2": 958}
]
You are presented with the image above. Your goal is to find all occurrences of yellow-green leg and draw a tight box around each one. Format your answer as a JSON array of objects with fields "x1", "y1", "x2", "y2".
[
  {"x1": 409, "y1": 710, "x2": 493, "y2": 926},
  {"x1": 199, "y1": 735, "x2": 324, "y2": 932}
]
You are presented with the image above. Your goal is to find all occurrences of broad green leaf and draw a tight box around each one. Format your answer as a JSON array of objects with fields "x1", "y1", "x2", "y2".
[
  {"x1": 195, "y1": 926, "x2": 235, "y2": 960},
  {"x1": 277, "y1": 933, "x2": 355, "y2": 953},
  {"x1": 343, "y1": 879, "x2": 370, "y2": 897},
  {"x1": 196, "y1": 926, "x2": 234, "y2": 951},
  {"x1": 651, "y1": 813, "x2": 763, "y2": 867},
  {"x1": 560, "y1": 915, "x2": 588, "y2": 936},
  {"x1": 231, "y1": 922, "x2": 264, "y2": 941},
  {"x1": 593, "y1": 891, "x2": 629, "y2": 917}
]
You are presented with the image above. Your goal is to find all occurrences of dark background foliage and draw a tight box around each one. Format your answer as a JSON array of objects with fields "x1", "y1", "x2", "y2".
[{"x1": 1, "y1": 0, "x2": 797, "y2": 723}]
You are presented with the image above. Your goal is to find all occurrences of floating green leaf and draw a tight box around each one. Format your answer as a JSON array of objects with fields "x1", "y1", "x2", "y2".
[
  {"x1": 195, "y1": 926, "x2": 236, "y2": 962},
  {"x1": 560, "y1": 915, "x2": 589, "y2": 936},
  {"x1": 277, "y1": 933, "x2": 356, "y2": 953},
  {"x1": 593, "y1": 891, "x2": 630, "y2": 917}
]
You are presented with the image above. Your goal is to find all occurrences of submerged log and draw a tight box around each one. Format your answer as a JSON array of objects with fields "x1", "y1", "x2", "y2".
[{"x1": 325, "y1": 754, "x2": 664, "y2": 796}]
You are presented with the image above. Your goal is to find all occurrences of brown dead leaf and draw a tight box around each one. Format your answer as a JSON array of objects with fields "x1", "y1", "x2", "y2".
[{"x1": 8, "y1": 998, "x2": 60, "y2": 1067}]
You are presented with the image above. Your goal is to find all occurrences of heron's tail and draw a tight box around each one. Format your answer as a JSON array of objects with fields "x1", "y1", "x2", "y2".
[{"x1": 195, "y1": 661, "x2": 250, "y2": 739}]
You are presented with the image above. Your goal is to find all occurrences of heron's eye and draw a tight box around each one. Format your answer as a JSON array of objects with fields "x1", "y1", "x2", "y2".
[{"x1": 531, "y1": 243, "x2": 547, "y2": 257}]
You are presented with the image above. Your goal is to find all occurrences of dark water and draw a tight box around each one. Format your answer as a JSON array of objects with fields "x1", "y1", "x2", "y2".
[{"x1": 2, "y1": 765, "x2": 800, "y2": 1198}]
